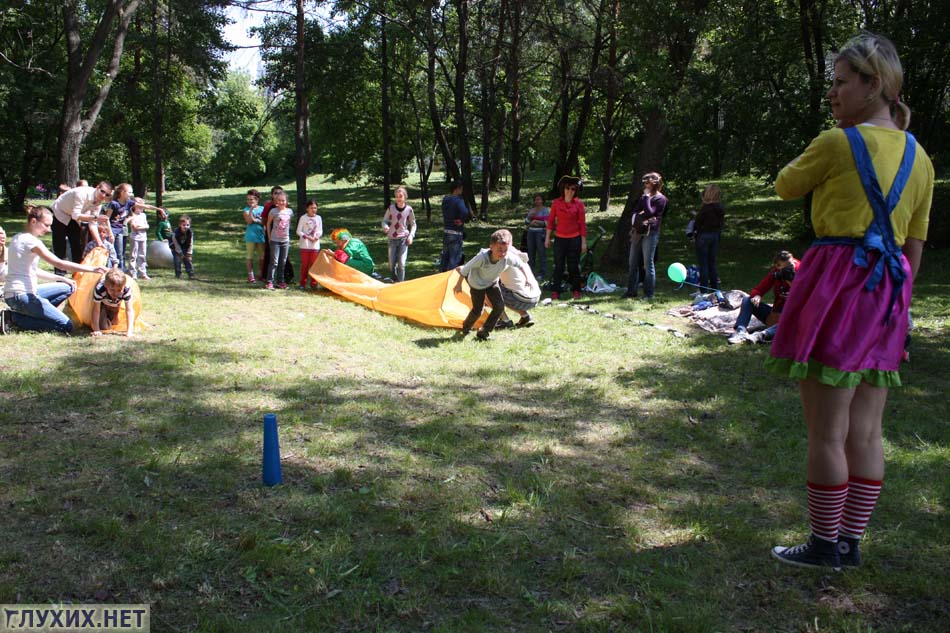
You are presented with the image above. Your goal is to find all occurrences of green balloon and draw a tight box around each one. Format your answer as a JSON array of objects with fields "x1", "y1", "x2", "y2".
[{"x1": 668, "y1": 262, "x2": 687, "y2": 284}]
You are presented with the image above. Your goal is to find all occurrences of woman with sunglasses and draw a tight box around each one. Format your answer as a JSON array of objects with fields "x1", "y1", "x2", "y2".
[{"x1": 544, "y1": 176, "x2": 587, "y2": 300}]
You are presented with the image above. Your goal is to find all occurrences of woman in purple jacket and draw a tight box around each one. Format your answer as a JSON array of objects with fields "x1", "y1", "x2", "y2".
[{"x1": 625, "y1": 172, "x2": 667, "y2": 300}]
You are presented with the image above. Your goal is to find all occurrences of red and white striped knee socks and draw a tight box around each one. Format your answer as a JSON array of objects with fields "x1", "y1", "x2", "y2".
[
  {"x1": 807, "y1": 481, "x2": 848, "y2": 542},
  {"x1": 840, "y1": 476, "x2": 883, "y2": 539},
  {"x1": 807, "y1": 478, "x2": 883, "y2": 542}
]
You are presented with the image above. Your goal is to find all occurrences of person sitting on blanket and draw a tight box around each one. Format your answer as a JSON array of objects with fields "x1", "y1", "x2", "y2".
[
  {"x1": 330, "y1": 228, "x2": 375, "y2": 276},
  {"x1": 727, "y1": 250, "x2": 800, "y2": 344}
]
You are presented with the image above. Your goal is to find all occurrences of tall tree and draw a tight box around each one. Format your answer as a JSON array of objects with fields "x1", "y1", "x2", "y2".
[
  {"x1": 58, "y1": 0, "x2": 143, "y2": 184},
  {"x1": 380, "y1": 9, "x2": 393, "y2": 208},
  {"x1": 603, "y1": 0, "x2": 711, "y2": 266},
  {"x1": 474, "y1": 0, "x2": 507, "y2": 220},
  {"x1": 452, "y1": 0, "x2": 477, "y2": 213},
  {"x1": 597, "y1": 0, "x2": 621, "y2": 211},
  {"x1": 294, "y1": 0, "x2": 312, "y2": 211},
  {"x1": 506, "y1": 0, "x2": 525, "y2": 203},
  {"x1": 0, "y1": 1, "x2": 64, "y2": 213},
  {"x1": 150, "y1": 0, "x2": 172, "y2": 200}
]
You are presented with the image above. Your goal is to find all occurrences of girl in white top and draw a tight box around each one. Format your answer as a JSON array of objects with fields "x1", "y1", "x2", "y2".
[
  {"x1": 127, "y1": 200, "x2": 151, "y2": 280},
  {"x1": 1, "y1": 206, "x2": 107, "y2": 335},
  {"x1": 381, "y1": 186, "x2": 417, "y2": 282},
  {"x1": 296, "y1": 199, "x2": 323, "y2": 289}
]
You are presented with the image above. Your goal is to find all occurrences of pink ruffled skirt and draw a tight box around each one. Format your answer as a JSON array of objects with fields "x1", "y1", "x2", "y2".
[{"x1": 767, "y1": 244, "x2": 911, "y2": 386}]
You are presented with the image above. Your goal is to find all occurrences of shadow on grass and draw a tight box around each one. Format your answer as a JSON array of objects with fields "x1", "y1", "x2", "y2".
[
  {"x1": 4, "y1": 175, "x2": 948, "y2": 631},
  {"x1": 2, "y1": 324, "x2": 947, "y2": 631}
]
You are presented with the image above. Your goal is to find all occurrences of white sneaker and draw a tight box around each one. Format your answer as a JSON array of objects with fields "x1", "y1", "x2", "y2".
[
  {"x1": 748, "y1": 331, "x2": 772, "y2": 344},
  {"x1": 727, "y1": 330, "x2": 751, "y2": 345}
]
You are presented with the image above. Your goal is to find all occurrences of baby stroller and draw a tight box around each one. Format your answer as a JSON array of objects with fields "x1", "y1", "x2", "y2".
[
  {"x1": 580, "y1": 225, "x2": 608, "y2": 279},
  {"x1": 543, "y1": 225, "x2": 608, "y2": 292}
]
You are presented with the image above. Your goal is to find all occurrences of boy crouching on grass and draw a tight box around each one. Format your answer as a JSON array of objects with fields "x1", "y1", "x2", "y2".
[
  {"x1": 92, "y1": 267, "x2": 135, "y2": 338},
  {"x1": 171, "y1": 215, "x2": 194, "y2": 279},
  {"x1": 453, "y1": 229, "x2": 528, "y2": 341}
]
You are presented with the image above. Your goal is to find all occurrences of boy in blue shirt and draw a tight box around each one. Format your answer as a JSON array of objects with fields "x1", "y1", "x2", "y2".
[{"x1": 440, "y1": 180, "x2": 469, "y2": 271}]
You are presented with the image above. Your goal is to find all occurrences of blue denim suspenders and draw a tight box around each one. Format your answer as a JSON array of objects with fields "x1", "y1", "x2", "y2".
[{"x1": 812, "y1": 126, "x2": 917, "y2": 322}]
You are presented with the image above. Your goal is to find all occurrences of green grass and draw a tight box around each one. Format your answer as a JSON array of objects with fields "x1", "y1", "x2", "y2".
[{"x1": 1, "y1": 173, "x2": 948, "y2": 632}]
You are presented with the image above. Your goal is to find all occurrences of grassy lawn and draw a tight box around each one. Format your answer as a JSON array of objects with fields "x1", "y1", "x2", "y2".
[{"x1": 1, "y1": 174, "x2": 947, "y2": 632}]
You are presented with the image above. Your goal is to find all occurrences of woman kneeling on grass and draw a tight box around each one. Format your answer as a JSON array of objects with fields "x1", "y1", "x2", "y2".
[
  {"x1": 766, "y1": 32, "x2": 934, "y2": 570},
  {"x1": 1, "y1": 206, "x2": 107, "y2": 335}
]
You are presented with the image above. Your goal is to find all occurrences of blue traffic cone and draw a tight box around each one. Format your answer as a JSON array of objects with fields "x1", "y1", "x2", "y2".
[{"x1": 262, "y1": 413, "x2": 282, "y2": 486}]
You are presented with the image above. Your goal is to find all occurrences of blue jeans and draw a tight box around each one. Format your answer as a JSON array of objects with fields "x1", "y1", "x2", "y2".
[
  {"x1": 440, "y1": 231, "x2": 464, "y2": 272},
  {"x1": 525, "y1": 229, "x2": 547, "y2": 277},
  {"x1": 268, "y1": 240, "x2": 290, "y2": 284},
  {"x1": 735, "y1": 297, "x2": 775, "y2": 332},
  {"x1": 694, "y1": 231, "x2": 720, "y2": 290},
  {"x1": 5, "y1": 282, "x2": 75, "y2": 333},
  {"x1": 112, "y1": 230, "x2": 127, "y2": 271},
  {"x1": 172, "y1": 241, "x2": 194, "y2": 278},
  {"x1": 388, "y1": 237, "x2": 409, "y2": 282},
  {"x1": 627, "y1": 230, "x2": 660, "y2": 298}
]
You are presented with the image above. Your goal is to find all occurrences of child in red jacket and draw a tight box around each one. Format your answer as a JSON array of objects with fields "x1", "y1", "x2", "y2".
[{"x1": 728, "y1": 250, "x2": 800, "y2": 344}]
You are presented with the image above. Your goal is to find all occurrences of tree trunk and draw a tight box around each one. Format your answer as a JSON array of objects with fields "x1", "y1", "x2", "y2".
[
  {"x1": 490, "y1": 109, "x2": 505, "y2": 190},
  {"x1": 380, "y1": 11, "x2": 392, "y2": 209},
  {"x1": 127, "y1": 138, "x2": 145, "y2": 196},
  {"x1": 551, "y1": 49, "x2": 571, "y2": 195},
  {"x1": 598, "y1": 0, "x2": 620, "y2": 212},
  {"x1": 424, "y1": 13, "x2": 459, "y2": 185},
  {"x1": 397, "y1": 52, "x2": 434, "y2": 221},
  {"x1": 603, "y1": 0, "x2": 710, "y2": 266},
  {"x1": 479, "y1": 80, "x2": 492, "y2": 221},
  {"x1": 797, "y1": 0, "x2": 824, "y2": 238},
  {"x1": 58, "y1": 0, "x2": 142, "y2": 184},
  {"x1": 417, "y1": 149, "x2": 434, "y2": 221},
  {"x1": 507, "y1": 0, "x2": 523, "y2": 203},
  {"x1": 476, "y1": 0, "x2": 506, "y2": 220},
  {"x1": 603, "y1": 109, "x2": 668, "y2": 267},
  {"x1": 453, "y1": 0, "x2": 477, "y2": 214},
  {"x1": 5, "y1": 114, "x2": 39, "y2": 214},
  {"x1": 294, "y1": 0, "x2": 311, "y2": 211},
  {"x1": 149, "y1": 0, "x2": 167, "y2": 202},
  {"x1": 798, "y1": 0, "x2": 826, "y2": 137},
  {"x1": 563, "y1": 0, "x2": 606, "y2": 181},
  {"x1": 711, "y1": 98, "x2": 722, "y2": 178}
]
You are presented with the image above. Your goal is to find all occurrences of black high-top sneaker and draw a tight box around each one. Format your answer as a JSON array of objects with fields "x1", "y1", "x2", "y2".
[
  {"x1": 771, "y1": 535, "x2": 842, "y2": 570},
  {"x1": 837, "y1": 535, "x2": 861, "y2": 567}
]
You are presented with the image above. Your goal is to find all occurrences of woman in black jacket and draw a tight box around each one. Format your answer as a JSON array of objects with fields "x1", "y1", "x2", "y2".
[{"x1": 692, "y1": 184, "x2": 725, "y2": 290}]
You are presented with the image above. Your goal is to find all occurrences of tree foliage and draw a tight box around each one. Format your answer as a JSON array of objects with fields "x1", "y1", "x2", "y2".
[{"x1": 2, "y1": 0, "x2": 949, "y2": 217}]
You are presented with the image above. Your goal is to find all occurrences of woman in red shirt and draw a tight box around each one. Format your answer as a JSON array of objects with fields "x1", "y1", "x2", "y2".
[{"x1": 544, "y1": 176, "x2": 587, "y2": 300}]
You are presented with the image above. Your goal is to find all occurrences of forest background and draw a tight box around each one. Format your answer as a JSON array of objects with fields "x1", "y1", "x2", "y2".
[{"x1": 1, "y1": 0, "x2": 949, "y2": 259}]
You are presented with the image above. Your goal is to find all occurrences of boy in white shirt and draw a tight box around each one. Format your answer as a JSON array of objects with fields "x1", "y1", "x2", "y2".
[{"x1": 453, "y1": 229, "x2": 526, "y2": 341}]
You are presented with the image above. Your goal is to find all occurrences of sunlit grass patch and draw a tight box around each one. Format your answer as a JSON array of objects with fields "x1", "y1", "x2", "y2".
[{"x1": 2, "y1": 174, "x2": 948, "y2": 631}]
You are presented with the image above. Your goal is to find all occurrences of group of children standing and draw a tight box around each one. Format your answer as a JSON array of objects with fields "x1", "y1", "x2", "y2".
[
  {"x1": 242, "y1": 186, "x2": 323, "y2": 290},
  {"x1": 99, "y1": 182, "x2": 194, "y2": 281},
  {"x1": 242, "y1": 185, "x2": 420, "y2": 289}
]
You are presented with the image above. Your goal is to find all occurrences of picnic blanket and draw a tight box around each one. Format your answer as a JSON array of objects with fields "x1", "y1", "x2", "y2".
[
  {"x1": 308, "y1": 250, "x2": 487, "y2": 330},
  {"x1": 666, "y1": 290, "x2": 769, "y2": 335}
]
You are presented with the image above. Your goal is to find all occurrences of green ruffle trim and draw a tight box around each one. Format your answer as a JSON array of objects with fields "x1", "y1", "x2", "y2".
[{"x1": 764, "y1": 356, "x2": 901, "y2": 388}]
